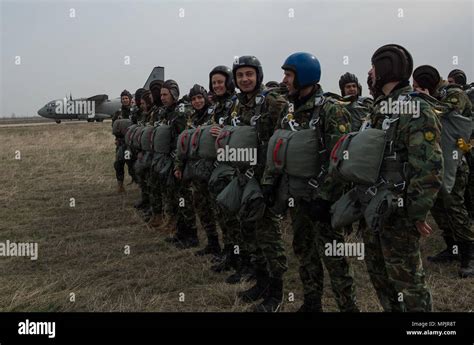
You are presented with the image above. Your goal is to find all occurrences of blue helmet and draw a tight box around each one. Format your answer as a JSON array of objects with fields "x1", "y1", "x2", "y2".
[{"x1": 282, "y1": 52, "x2": 321, "y2": 89}]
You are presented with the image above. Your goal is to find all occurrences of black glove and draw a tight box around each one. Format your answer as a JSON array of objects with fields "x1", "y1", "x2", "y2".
[{"x1": 261, "y1": 184, "x2": 276, "y2": 208}]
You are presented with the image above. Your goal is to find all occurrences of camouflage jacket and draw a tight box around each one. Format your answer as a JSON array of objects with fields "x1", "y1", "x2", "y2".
[
  {"x1": 323, "y1": 92, "x2": 372, "y2": 131},
  {"x1": 130, "y1": 105, "x2": 140, "y2": 124},
  {"x1": 371, "y1": 84, "x2": 443, "y2": 222},
  {"x1": 438, "y1": 84, "x2": 473, "y2": 119},
  {"x1": 223, "y1": 85, "x2": 288, "y2": 182},
  {"x1": 275, "y1": 86, "x2": 351, "y2": 201},
  {"x1": 156, "y1": 102, "x2": 193, "y2": 154},
  {"x1": 209, "y1": 93, "x2": 235, "y2": 125},
  {"x1": 148, "y1": 105, "x2": 161, "y2": 126},
  {"x1": 111, "y1": 105, "x2": 131, "y2": 124}
]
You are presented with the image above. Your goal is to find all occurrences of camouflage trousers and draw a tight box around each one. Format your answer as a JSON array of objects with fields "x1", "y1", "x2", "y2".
[
  {"x1": 241, "y1": 207, "x2": 288, "y2": 278},
  {"x1": 290, "y1": 200, "x2": 358, "y2": 312},
  {"x1": 362, "y1": 211, "x2": 432, "y2": 312},
  {"x1": 161, "y1": 175, "x2": 196, "y2": 232},
  {"x1": 432, "y1": 160, "x2": 474, "y2": 243},
  {"x1": 147, "y1": 171, "x2": 162, "y2": 215},
  {"x1": 463, "y1": 151, "x2": 474, "y2": 219},
  {"x1": 114, "y1": 144, "x2": 136, "y2": 182},
  {"x1": 191, "y1": 180, "x2": 217, "y2": 239}
]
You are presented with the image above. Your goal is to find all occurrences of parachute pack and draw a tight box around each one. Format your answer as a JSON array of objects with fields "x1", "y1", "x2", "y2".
[{"x1": 113, "y1": 119, "x2": 132, "y2": 137}]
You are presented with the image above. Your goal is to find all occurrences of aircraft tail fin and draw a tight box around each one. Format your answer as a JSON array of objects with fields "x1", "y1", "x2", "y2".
[{"x1": 143, "y1": 67, "x2": 165, "y2": 89}]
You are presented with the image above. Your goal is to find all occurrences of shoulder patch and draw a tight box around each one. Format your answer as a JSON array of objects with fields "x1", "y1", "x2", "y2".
[{"x1": 424, "y1": 131, "x2": 435, "y2": 142}]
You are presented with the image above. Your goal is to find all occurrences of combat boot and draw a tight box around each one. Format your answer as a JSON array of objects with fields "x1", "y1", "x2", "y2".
[
  {"x1": 117, "y1": 181, "x2": 125, "y2": 193},
  {"x1": 195, "y1": 235, "x2": 221, "y2": 257},
  {"x1": 134, "y1": 195, "x2": 150, "y2": 210},
  {"x1": 225, "y1": 255, "x2": 256, "y2": 284},
  {"x1": 297, "y1": 294, "x2": 323, "y2": 312},
  {"x1": 459, "y1": 242, "x2": 474, "y2": 278},
  {"x1": 237, "y1": 269, "x2": 269, "y2": 303},
  {"x1": 147, "y1": 213, "x2": 164, "y2": 228},
  {"x1": 211, "y1": 245, "x2": 234, "y2": 273},
  {"x1": 427, "y1": 237, "x2": 459, "y2": 263},
  {"x1": 173, "y1": 223, "x2": 199, "y2": 249},
  {"x1": 252, "y1": 277, "x2": 283, "y2": 312}
]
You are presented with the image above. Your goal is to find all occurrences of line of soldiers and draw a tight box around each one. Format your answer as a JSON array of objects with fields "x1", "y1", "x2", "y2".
[{"x1": 111, "y1": 44, "x2": 474, "y2": 312}]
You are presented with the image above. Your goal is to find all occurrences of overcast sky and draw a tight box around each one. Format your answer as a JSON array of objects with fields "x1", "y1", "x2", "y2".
[{"x1": 1, "y1": 0, "x2": 472, "y2": 117}]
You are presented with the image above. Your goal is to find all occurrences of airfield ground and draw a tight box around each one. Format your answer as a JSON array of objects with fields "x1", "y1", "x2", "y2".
[{"x1": 0, "y1": 121, "x2": 472, "y2": 311}]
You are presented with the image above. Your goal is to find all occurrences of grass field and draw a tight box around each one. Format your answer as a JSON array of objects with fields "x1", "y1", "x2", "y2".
[{"x1": 0, "y1": 122, "x2": 472, "y2": 312}]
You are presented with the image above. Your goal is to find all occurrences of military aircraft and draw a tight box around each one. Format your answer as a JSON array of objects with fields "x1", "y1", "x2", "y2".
[{"x1": 37, "y1": 67, "x2": 164, "y2": 124}]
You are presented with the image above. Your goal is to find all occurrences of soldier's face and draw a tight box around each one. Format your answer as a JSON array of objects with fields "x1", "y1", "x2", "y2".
[
  {"x1": 344, "y1": 83, "x2": 358, "y2": 96},
  {"x1": 161, "y1": 88, "x2": 173, "y2": 107},
  {"x1": 447, "y1": 77, "x2": 455, "y2": 84},
  {"x1": 191, "y1": 94, "x2": 206, "y2": 110},
  {"x1": 212, "y1": 74, "x2": 227, "y2": 96},
  {"x1": 236, "y1": 67, "x2": 257, "y2": 93},
  {"x1": 368, "y1": 66, "x2": 376, "y2": 87},
  {"x1": 121, "y1": 96, "x2": 131, "y2": 106},
  {"x1": 140, "y1": 99, "x2": 147, "y2": 112},
  {"x1": 282, "y1": 70, "x2": 296, "y2": 94}
]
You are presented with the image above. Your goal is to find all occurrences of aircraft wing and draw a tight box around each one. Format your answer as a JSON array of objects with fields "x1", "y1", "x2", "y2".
[{"x1": 87, "y1": 94, "x2": 109, "y2": 103}]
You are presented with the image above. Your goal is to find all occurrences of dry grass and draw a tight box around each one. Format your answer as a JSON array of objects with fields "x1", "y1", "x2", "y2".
[{"x1": 0, "y1": 122, "x2": 472, "y2": 312}]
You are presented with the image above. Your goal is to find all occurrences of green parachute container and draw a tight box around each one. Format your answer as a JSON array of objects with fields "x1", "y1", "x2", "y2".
[
  {"x1": 208, "y1": 163, "x2": 238, "y2": 196},
  {"x1": 132, "y1": 126, "x2": 145, "y2": 151},
  {"x1": 140, "y1": 126, "x2": 155, "y2": 152},
  {"x1": 124, "y1": 124, "x2": 139, "y2": 147},
  {"x1": 152, "y1": 125, "x2": 172, "y2": 154},
  {"x1": 439, "y1": 107, "x2": 472, "y2": 193},
  {"x1": 190, "y1": 125, "x2": 217, "y2": 160},
  {"x1": 177, "y1": 128, "x2": 196, "y2": 161},
  {"x1": 215, "y1": 125, "x2": 259, "y2": 167},
  {"x1": 113, "y1": 119, "x2": 132, "y2": 137},
  {"x1": 329, "y1": 128, "x2": 387, "y2": 185},
  {"x1": 266, "y1": 129, "x2": 321, "y2": 178}
]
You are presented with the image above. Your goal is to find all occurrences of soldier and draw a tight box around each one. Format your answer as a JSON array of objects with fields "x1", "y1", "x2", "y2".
[
  {"x1": 447, "y1": 69, "x2": 474, "y2": 222},
  {"x1": 174, "y1": 84, "x2": 221, "y2": 256},
  {"x1": 146, "y1": 81, "x2": 166, "y2": 228},
  {"x1": 274, "y1": 53, "x2": 359, "y2": 312},
  {"x1": 414, "y1": 65, "x2": 474, "y2": 278},
  {"x1": 364, "y1": 44, "x2": 443, "y2": 311},
  {"x1": 206, "y1": 66, "x2": 244, "y2": 275},
  {"x1": 155, "y1": 80, "x2": 198, "y2": 248},
  {"x1": 135, "y1": 90, "x2": 154, "y2": 222},
  {"x1": 337, "y1": 72, "x2": 373, "y2": 131},
  {"x1": 112, "y1": 90, "x2": 136, "y2": 193},
  {"x1": 212, "y1": 56, "x2": 288, "y2": 312},
  {"x1": 130, "y1": 88, "x2": 146, "y2": 125}
]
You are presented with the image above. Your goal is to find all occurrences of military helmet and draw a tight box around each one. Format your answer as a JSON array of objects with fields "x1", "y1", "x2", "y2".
[
  {"x1": 232, "y1": 56, "x2": 264, "y2": 90},
  {"x1": 120, "y1": 89, "x2": 132, "y2": 100},
  {"x1": 162, "y1": 79, "x2": 180, "y2": 101},
  {"x1": 134, "y1": 88, "x2": 146, "y2": 104},
  {"x1": 338, "y1": 73, "x2": 359, "y2": 95},
  {"x1": 413, "y1": 65, "x2": 441, "y2": 95},
  {"x1": 189, "y1": 84, "x2": 208, "y2": 99},
  {"x1": 281, "y1": 52, "x2": 321, "y2": 89},
  {"x1": 149, "y1": 80, "x2": 164, "y2": 91},
  {"x1": 265, "y1": 81, "x2": 280, "y2": 88},
  {"x1": 448, "y1": 69, "x2": 467, "y2": 86},
  {"x1": 209, "y1": 65, "x2": 235, "y2": 93},
  {"x1": 371, "y1": 44, "x2": 413, "y2": 90}
]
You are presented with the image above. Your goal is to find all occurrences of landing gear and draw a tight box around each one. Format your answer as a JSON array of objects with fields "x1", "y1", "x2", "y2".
[
  {"x1": 87, "y1": 119, "x2": 94, "y2": 123},
  {"x1": 95, "y1": 119, "x2": 104, "y2": 122},
  {"x1": 55, "y1": 120, "x2": 61, "y2": 124}
]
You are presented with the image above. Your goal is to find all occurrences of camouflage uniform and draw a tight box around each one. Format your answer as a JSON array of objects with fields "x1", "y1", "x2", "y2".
[
  {"x1": 223, "y1": 85, "x2": 288, "y2": 279},
  {"x1": 364, "y1": 84, "x2": 443, "y2": 311},
  {"x1": 208, "y1": 94, "x2": 242, "y2": 254},
  {"x1": 147, "y1": 105, "x2": 164, "y2": 218},
  {"x1": 175, "y1": 105, "x2": 219, "y2": 249},
  {"x1": 431, "y1": 85, "x2": 473, "y2": 242},
  {"x1": 275, "y1": 86, "x2": 358, "y2": 312},
  {"x1": 157, "y1": 102, "x2": 197, "y2": 242},
  {"x1": 112, "y1": 106, "x2": 136, "y2": 184}
]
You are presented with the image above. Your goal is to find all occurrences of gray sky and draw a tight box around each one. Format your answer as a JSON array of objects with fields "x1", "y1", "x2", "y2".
[{"x1": 1, "y1": 0, "x2": 472, "y2": 117}]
